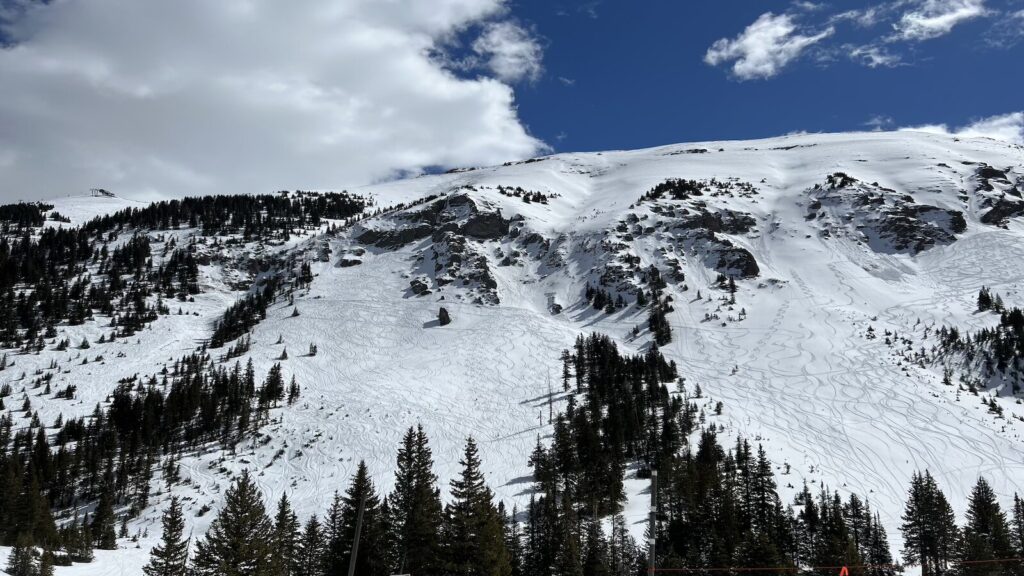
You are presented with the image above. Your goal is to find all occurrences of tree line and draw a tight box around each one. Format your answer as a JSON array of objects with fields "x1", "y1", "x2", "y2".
[
  {"x1": 0, "y1": 191, "x2": 368, "y2": 351},
  {"x1": 0, "y1": 351, "x2": 299, "y2": 569}
]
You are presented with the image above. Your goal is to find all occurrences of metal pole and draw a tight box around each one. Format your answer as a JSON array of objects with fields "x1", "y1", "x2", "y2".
[
  {"x1": 649, "y1": 469, "x2": 657, "y2": 575},
  {"x1": 347, "y1": 493, "x2": 367, "y2": 576}
]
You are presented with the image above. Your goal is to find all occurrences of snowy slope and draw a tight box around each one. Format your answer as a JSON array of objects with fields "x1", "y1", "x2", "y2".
[{"x1": 3, "y1": 130, "x2": 1024, "y2": 575}]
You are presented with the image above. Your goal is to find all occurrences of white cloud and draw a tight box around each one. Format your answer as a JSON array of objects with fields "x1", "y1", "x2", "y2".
[
  {"x1": 705, "y1": 13, "x2": 834, "y2": 80},
  {"x1": 0, "y1": 0, "x2": 546, "y2": 201},
  {"x1": 848, "y1": 44, "x2": 904, "y2": 67},
  {"x1": 472, "y1": 21, "x2": 543, "y2": 83},
  {"x1": 899, "y1": 112, "x2": 1024, "y2": 144},
  {"x1": 792, "y1": 1, "x2": 825, "y2": 12},
  {"x1": 895, "y1": 0, "x2": 990, "y2": 41},
  {"x1": 985, "y1": 9, "x2": 1024, "y2": 47},
  {"x1": 831, "y1": 5, "x2": 888, "y2": 27},
  {"x1": 864, "y1": 114, "x2": 895, "y2": 131}
]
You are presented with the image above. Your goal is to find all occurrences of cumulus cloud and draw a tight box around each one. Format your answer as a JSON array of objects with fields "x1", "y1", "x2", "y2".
[
  {"x1": 899, "y1": 112, "x2": 1024, "y2": 144},
  {"x1": 472, "y1": 21, "x2": 543, "y2": 83},
  {"x1": 0, "y1": 0, "x2": 547, "y2": 201},
  {"x1": 894, "y1": 0, "x2": 990, "y2": 41},
  {"x1": 704, "y1": 12, "x2": 834, "y2": 80}
]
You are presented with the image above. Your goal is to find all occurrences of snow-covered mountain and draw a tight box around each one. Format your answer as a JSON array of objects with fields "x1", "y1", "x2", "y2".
[{"x1": 3, "y1": 130, "x2": 1024, "y2": 574}]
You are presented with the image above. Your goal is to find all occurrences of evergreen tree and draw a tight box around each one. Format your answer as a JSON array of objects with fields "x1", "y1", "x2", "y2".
[
  {"x1": 582, "y1": 516, "x2": 611, "y2": 576},
  {"x1": 5, "y1": 535, "x2": 37, "y2": 576},
  {"x1": 444, "y1": 437, "x2": 512, "y2": 576},
  {"x1": 500, "y1": 503, "x2": 525, "y2": 576},
  {"x1": 554, "y1": 497, "x2": 584, "y2": 576},
  {"x1": 389, "y1": 426, "x2": 443, "y2": 575},
  {"x1": 143, "y1": 496, "x2": 189, "y2": 576},
  {"x1": 978, "y1": 287, "x2": 993, "y2": 312},
  {"x1": 271, "y1": 494, "x2": 300, "y2": 576},
  {"x1": 192, "y1": 470, "x2": 275, "y2": 576},
  {"x1": 294, "y1": 516, "x2": 326, "y2": 576},
  {"x1": 322, "y1": 492, "x2": 345, "y2": 575},
  {"x1": 901, "y1": 471, "x2": 958, "y2": 576},
  {"x1": 1011, "y1": 494, "x2": 1024, "y2": 556},
  {"x1": 332, "y1": 461, "x2": 388, "y2": 576},
  {"x1": 866, "y1": 513, "x2": 896, "y2": 576},
  {"x1": 959, "y1": 477, "x2": 1015, "y2": 576},
  {"x1": 92, "y1": 483, "x2": 118, "y2": 550},
  {"x1": 37, "y1": 552, "x2": 53, "y2": 576}
]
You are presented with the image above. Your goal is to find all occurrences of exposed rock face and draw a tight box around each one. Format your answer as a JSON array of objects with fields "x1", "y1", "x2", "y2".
[
  {"x1": 463, "y1": 212, "x2": 510, "y2": 239},
  {"x1": 669, "y1": 208, "x2": 757, "y2": 235},
  {"x1": 409, "y1": 277, "x2": 431, "y2": 296},
  {"x1": 356, "y1": 224, "x2": 433, "y2": 249},
  {"x1": 428, "y1": 231, "x2": 499, "y2": 305},
  {"x1": 970, "y1": 164, "x2": 1024, "y2": 226},
  {"x1": 809, "y1": 173, "x2": 966, "y2": 255},
  {"x1": 981, "y1": 198, "x2": 1024, "y2": 225},
  {"x1": 649, "y1": 205, "x2": 760, "y2": 279},
  {"x1": 715, "y1": 246, "x2": 760, "y2": 278},
  {"x1": 353, "y1": 192, "x2": 507, "y2": 305},
  {"x1": 357, "y1": 193, "x2": 510, "y2": 248},
  {"x1": 975, "y1": 165, "x2": 1012, "y2": 192}
]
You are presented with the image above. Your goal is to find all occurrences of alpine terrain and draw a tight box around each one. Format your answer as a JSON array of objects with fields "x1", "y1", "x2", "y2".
[{"x1": 2, "y1": 130, "x2": 1024, "y2": 576}]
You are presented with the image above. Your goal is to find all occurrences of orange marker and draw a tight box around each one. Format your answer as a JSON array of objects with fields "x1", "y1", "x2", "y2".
[{"x1": 839, "y1": 567, "x2": 849, "y2": 576}]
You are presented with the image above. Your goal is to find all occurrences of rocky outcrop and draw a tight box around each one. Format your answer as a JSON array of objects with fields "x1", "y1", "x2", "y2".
[
  {"x1": 356, "y1": 224, "x2": 433, "y2": 249},
  {"x1": 357, "y1": 193, "x2": 510, "y2": 249},
  {"x1": 714, "y1": 246, "x2": 760, "y2": 278},
  {"x1": 353, "y1": 192, "x2": 508, "y2": 304},
  {"x1": 809, "y1": 174, "x2": 966, "y2": 255},
  {"x1": 981, "y1": 198, "x2": 1024, "y2": 225}
]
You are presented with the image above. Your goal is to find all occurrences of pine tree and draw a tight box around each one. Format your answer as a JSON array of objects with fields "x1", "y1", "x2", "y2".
[
  {"x1": 5, "y1": 535, "x2": 36, "y2": 576},
  {"x1": 866, "y1": 513, "x2": 896, "y2": 576},
  {"x1": 500, "y1": 503, "x2": 525, "y2": 576},
  {"x1": 331, "y1": 461, "x2": 388, "y2": 576},
  {"x1": 271, "y1": 494, "x2": 300, "y2": 576},
  {"x1": 37, "y1": 552, "x2": 53, "y2": 576},
  {"x1": 978, "y1": 287, "x2": 993, "y2": 312},
  {"x1": 1012, "y1": 494, "x2": 1024, "y2": 556},
  {"x1": 389, "y1": 425, "x2": 443, "y2": 575},
  {"x1": 901, "y1": 471, "x2": 958, "y2": 576},
  {"x1": 322, "y1": 492, "x2": 346, "y2": 575},
  {"x1": 192, "y1": 470, "x2": 275, "y2": 576},
  {"x1": 93, "y1": 483, "x2": 118, "y2": 550},
  {"x1": 582, "y1": 516, "x2": 611, "y2": 576},
  {"x1": 444, "y1": 438, "x2": 511, "y2": 576},
  {"x1": 143, "y1": 496, "x2": 189, "y2": 576},
  {"x1": 554, "y1": 497, "x2": 584, "y2": 576},
  {"x1": 294, "y1": 516, "x2": 326, "y2": 576},
  {"x1": 959, "y1": 477, "x2": 1015, "y2": 576}
]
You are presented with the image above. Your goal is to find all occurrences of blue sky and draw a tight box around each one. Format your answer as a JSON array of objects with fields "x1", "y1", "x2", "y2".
[
  {"x1": 505, "y1": 0, "x2": 1024, "y2": 152},
  {"x1": 0, "y1": 0, "x2": 1021, "y2": 200}
]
